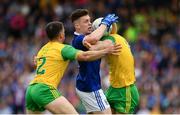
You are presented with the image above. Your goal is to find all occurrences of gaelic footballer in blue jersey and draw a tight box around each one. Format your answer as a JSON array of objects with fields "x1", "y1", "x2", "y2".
[{"x1": 70, "y1": 9, "x2": 118, "y2": 114}]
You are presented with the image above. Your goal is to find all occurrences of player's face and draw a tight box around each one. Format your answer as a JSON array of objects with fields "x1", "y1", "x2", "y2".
[{"x1": 77, "y1": 15, "x2": 92, "y2": 34}]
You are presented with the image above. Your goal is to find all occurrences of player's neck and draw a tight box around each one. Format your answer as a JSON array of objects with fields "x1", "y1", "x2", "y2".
[
  {"x1": 50, "y1": 38, "x2": 63, "y2": 43},
  {"x1": 75, "y1": 30, "x2": 87, "y2": 35}
]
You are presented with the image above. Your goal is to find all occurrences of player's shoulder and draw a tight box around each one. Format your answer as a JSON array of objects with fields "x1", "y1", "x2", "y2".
[
  {"x1": 73, "y1": 32, "x2": 85, "y2": 39},
  {"x1": 110, "y1": 34, "x2": 127, "y2": 42},
  {"x1": 50, "y1": 42, "x2": 66, "y2": 48},
  {"x1": 72, "y1": 33, "x2": 86, "y2": 49},
  {"x1": 40, "y1": 42, "x2": 66, "y2": 53},
  {"x1": 74, "y1": 34, "x2": 85, "y2": 41},
  {"x1": 110, "y1": 34, "x2": 124, "y2": 39}
]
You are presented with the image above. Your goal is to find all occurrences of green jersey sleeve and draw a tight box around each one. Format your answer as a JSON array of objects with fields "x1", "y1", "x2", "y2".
[
  {"x1": 61, "y1": 45, "x2": 79, "y2": 61},
  {"x1": 100, "y1": 36, "x2": 115, "y2": 44}
]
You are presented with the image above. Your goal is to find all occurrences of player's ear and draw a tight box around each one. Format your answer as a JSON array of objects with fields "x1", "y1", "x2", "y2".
[
  {"x1": 59, "y1": 32, "x2": 64, "y2": 39},
  {"x1": 74, "y1": 20, "x2": 80, "y2": 29}
]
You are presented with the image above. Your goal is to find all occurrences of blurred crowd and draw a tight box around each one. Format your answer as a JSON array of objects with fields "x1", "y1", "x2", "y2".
[{"x1": 0, "y1": 0, "x2": 179, "y2": 114}]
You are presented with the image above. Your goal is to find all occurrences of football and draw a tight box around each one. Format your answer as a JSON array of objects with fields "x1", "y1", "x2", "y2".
[{"x1": 92, "y1": 17, "x2": 112, "y2": 36}]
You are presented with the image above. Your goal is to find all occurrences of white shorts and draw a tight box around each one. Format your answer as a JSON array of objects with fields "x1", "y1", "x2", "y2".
[{"x1": 76, "y1": 88, "x2": 110, "y2": 113}]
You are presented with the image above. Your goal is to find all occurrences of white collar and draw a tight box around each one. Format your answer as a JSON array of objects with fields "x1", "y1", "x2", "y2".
[{"x1": 74, "y1": 32, "x2": 81, "y2": 35}]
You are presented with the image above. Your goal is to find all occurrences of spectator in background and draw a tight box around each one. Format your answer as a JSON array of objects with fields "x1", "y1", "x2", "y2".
[{"x1": 9, "y1": 11, "x2": 26, "y2": 38}]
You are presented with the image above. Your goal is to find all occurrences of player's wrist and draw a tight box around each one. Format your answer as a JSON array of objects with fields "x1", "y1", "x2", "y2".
[
  {"x1": 100, "y1": 23, "x2": 108, "y2": 27},
  {"x1": 101, "y1": 13, "x2": 118, "y2": 28},
  {"x1": 103, "y1": 47, "x2": 110, "y2": 54},
  {"x1": 100, "y1": 23, "x2": 111, "y2": 33},
  {"x1": 101, "y1": 20, "x2": 111, "y2": 27}
]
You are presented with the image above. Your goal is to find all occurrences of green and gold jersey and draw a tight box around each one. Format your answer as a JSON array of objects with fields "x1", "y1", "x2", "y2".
[
  {"x1": 31, "y1": 41, "x2": 80, "y2": 88},
  {"x1": 102, "y1": 34, "x2": 136, "y2": 88}
]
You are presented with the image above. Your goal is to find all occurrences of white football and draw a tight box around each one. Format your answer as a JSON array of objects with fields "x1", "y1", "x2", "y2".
[{"x1": 92, "y1": 17, "x2": 112, "y2": 36}]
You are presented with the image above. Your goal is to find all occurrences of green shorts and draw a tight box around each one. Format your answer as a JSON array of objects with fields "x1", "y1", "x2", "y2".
[
  {"x1": 25, "y1": 83, "x2": 61, "y2": 111},
  {"x1": 105, "y1": 84, "x2": 139, "y2": 114}
]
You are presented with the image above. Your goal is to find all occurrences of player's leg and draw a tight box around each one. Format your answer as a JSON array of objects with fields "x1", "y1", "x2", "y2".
[
  {"x1": 110, "y1": 108, "x2": 116, "y2": 114},
  {"x1": 25, "y1": 84, "x2": 45, "y2": 114},
  {"x1": 45, "y1": 96, "x2": 78, "y2": 114},
  {"x1": 29, "y1": 83, "x2": 78, "y2": 114},
  {"x1": 128, "y1": 84, "x2": 139, "y2": 113},
  {"x1": 76, "y1": 88, "x2": 111, "y2": 114},
  {"x1": 105, "y1": 84, "x2": 139, "y2": 114},
  {"x1": 105, "y1": 85, "x2": 126, "y2": 114},
  {"x1": 91, "y1": 108, "x2": 111, "y2": 114},
  {"x1": 116, "y1": 84, "x2": 139, "y2": 114}
]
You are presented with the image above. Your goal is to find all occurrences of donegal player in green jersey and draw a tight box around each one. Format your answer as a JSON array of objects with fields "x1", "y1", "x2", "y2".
[
  {"x1": 25, "y1": 21, "x2": 121, "y2": 114},
  {"x1": 89, "y1": 21, "x2": 139, "y2": 114}
]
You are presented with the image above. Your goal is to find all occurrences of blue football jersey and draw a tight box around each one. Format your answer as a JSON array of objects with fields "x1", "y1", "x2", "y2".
[{"x1": 72, "y1": 32, "x2": 101, "y2": 92}]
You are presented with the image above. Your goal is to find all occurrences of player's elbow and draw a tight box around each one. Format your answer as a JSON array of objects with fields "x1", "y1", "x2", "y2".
[{"x1": 84, "y1": 35, "x2": 98, "y2": 45}]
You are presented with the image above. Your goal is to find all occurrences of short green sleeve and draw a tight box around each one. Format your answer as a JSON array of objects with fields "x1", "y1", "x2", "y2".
[
  {"x1": 61, "y1": 45, "x2": 79, "y2": 61},
  {"x1": 100, "y1": 36, "x2": 115, "y2": 44}
]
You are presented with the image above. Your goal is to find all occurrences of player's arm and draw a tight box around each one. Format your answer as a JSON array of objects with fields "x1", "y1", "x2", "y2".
[
  {"x1": 96, "y1": 23, "x2": 118, "y2": 50},
  {"x1": 76, "y1": 44, "x2": 121, "y2": 61},
  {"x1": 85, "y1": 35, "x2": 122, "y2": 52},
  {"x1": 83, "y1": 24, "x2": 107, "y2": 45},
  {"x1": 83, "y1": 14, "x2": 118, "y2": 45},
  {"x1": 84, "y1": 23, "x2": 118, "y2": 50},
  {"x1": 61, "y1": 45, "x2": 120, "y2": 61},
  {"x1": 88, "y1": 40, "x2": 114, "y2": 51}
]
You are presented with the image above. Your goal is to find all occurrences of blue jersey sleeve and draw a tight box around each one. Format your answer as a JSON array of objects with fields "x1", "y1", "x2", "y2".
[{"x1": 72, "y1": 35, "x2": 87, "y2": 50}]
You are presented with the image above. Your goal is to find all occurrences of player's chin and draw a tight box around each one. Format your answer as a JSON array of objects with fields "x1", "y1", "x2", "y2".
[{"x1": 87, "y1": 29, "x2": 92, "y2": 34}]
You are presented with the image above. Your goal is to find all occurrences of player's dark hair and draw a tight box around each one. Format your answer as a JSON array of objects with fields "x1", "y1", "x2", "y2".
[
  {"x1": 45, "y1": 21, "x2": 63, "y2": 40},
  {"x1": 70, "y1": 9, "x2": 89, "y2": 23}
]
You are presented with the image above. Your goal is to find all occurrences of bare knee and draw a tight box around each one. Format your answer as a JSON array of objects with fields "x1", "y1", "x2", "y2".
[{"x1": 102, "y1": 108, "x2": 111, "y2": 114}]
